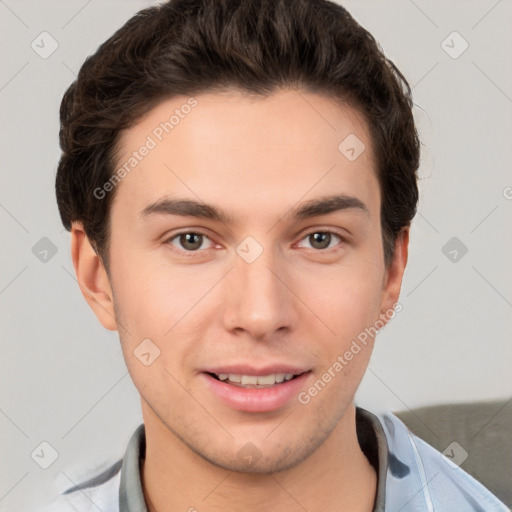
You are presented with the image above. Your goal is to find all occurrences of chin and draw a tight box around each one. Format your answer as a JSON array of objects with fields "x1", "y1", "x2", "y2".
[{"x1": 194, "y1": 431, "x2": 326, "y2": 475}]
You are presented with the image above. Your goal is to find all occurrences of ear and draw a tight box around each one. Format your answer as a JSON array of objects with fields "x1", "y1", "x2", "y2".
[
  {"x1": 378, "y1": 226, "x2": 409, "y2": 324},
  {"x1": 70, "y1": 222, "x2": 118, "y2": 331}
]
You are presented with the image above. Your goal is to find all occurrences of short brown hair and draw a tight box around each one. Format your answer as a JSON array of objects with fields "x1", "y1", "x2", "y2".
[{"x1": 56, "y1": 0, "x2": 420, "y2": 273}]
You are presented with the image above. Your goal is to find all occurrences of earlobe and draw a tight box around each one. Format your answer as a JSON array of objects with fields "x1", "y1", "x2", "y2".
[
  {"x1": 379, "y1": 227, "x2": 409, "y2": 321},
  {"x1": 70, "y1": 222, "x2": 118, "y2": 331}
]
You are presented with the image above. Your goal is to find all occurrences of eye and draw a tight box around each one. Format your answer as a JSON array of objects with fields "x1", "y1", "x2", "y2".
[
  {"x1": 166, "y1": 231, "x2": 215, "y2": 252},
  {"x1": 297, "y1": 231, "x2": 344, "y2": 251}
]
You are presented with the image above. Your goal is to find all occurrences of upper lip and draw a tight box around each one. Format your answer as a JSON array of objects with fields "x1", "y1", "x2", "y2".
[{"x1": 202, "y1": 364, "x2": 310, "y2": 376}]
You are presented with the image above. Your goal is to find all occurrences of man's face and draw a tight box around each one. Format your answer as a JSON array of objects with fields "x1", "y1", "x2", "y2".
[{"x1": 90, "y1": 89, "x2": 404, "y2": 472}]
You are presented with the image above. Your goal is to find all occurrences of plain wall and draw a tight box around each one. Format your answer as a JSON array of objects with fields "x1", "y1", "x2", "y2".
[{"x1": 1, "y1": 1, "x2": 511, "y2": 510}]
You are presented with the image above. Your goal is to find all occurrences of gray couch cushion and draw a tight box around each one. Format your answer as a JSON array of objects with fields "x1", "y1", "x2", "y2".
[{"x1": 393, "y1": 398, "x2": 512, "y2": 508}]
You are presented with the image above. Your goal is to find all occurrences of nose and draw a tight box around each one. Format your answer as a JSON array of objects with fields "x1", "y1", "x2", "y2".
[{"x1": 222, "y1": 244, "x2": 297, "y2": 340}]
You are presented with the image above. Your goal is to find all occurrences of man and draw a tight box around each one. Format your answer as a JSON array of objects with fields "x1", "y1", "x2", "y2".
[{"x1": 42, "y1": 0, "x2": 508, "y2": 510}]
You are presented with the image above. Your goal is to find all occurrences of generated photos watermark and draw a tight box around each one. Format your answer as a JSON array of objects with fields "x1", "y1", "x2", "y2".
[
  {"x1": 93, "y1": 97, "x2": 198, "y2": 200},
  {"x1": 298, "y1": 302, "x2": 403, "y2": 405}
]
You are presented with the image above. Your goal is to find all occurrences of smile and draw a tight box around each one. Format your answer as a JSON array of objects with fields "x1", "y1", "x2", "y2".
[
  {"x1": 202, "y1": 370, "x2": 312, "y2": 412},
  {"x1": 209, "y1": 372, "x2": 300, "y2": 388}
]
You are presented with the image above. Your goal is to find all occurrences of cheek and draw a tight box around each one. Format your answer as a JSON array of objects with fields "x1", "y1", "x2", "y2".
[
  {"x1": 111, "y1": 246, "x2": 210, "y2": 326},
  {"x1": 110, "y1": 253, "x2": 223, "y2": 378},
  {"x1": 295, "y1": 258, "x2": 384, "y2": 340}
]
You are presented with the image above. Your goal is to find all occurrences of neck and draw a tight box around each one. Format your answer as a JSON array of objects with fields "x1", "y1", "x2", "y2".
[{"x1": 141, "y1": 404, "x2": 377, "y2": 512}]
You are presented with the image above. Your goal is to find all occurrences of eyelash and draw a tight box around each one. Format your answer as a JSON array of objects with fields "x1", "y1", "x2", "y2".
[{"x1": 164, "y1": 229, "x2": 346, "y2": 255}]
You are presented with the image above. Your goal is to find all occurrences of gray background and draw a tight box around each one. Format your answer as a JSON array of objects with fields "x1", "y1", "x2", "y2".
[{"x1": 1, "y1": 0, "x2": 511, "y2": 510}]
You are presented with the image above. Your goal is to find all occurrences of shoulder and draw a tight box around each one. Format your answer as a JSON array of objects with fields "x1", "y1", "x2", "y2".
[
  {"x1": 374, "y1": 411, "x2": 509, "y2": 512},
  {"x1": 35, "y1": 458, "x2": 122, "y2": 512}
]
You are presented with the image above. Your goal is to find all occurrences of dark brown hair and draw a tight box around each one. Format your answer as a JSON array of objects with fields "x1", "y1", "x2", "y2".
[{"x1": 56, "y1": 0, "x2": 420, "y2": 273}]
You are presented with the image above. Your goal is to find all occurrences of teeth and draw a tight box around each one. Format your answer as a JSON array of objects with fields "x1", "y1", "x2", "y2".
[
  {"x1": 241, "y1": 375, "x2": 258, "y2": 385},
  {"x1": 256, "y1": 374, "x2": 276, "y2": 385},
  {"x1": 214, "y1": 373, "x2": 298, "y2": 386}
]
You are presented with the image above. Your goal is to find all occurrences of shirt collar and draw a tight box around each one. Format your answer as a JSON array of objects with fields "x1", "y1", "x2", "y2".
[
  {"x1": 119, "y1": 407, "x2": 389, "y2": 512},
  {"x1": 119, "y1": 423, "x2": 147, "y2": 512},
  {"x1": 356, "y1": 407, "x2": 389, "y2": 512}
]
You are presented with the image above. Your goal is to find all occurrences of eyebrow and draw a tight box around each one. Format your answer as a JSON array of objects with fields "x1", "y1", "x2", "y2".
[{"x1": 139, "y1": 194, "x2": 369, "y2": 224}]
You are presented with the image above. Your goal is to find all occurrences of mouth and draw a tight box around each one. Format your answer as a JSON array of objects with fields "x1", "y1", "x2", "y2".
[
  {"x1": 206, "y1": 371, "x2": 305, "y2": 388},
  {"x1": 201, "y1": 369, "x2": 312, "y2": 412}
]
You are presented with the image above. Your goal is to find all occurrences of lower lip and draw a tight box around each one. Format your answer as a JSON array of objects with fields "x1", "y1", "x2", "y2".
[{"x1": 201, "y1": 372, "x2": 311, "y2": 413}]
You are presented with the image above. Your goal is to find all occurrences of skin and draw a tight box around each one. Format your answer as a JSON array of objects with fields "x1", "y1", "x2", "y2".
[{"x1": 71, "y1": 88, "x2": 409, "y2": 512}]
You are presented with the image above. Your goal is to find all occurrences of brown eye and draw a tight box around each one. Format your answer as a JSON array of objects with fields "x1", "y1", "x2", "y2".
[
  {"x1": 299, "y1": 231, "x2": 343, "y2": 250},
  {"x1": 179, "y1": 233, "x2": 203, "y2": 250},
  {"x1": 309, "y1": 232, "x2": 331, "y2": 249},
  {"x1": 167, "y1": 232, "x2": 214, "y2": 252}
]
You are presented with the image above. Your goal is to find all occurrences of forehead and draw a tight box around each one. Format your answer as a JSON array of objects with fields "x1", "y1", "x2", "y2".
[{"x1": 111, "y1": 89, "x2": 379, "y2": 225}]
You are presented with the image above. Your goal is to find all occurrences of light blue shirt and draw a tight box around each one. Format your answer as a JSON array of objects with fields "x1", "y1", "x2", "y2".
[{"x1": 37, "y1": 408, "x2": 509, "y2": 511}]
